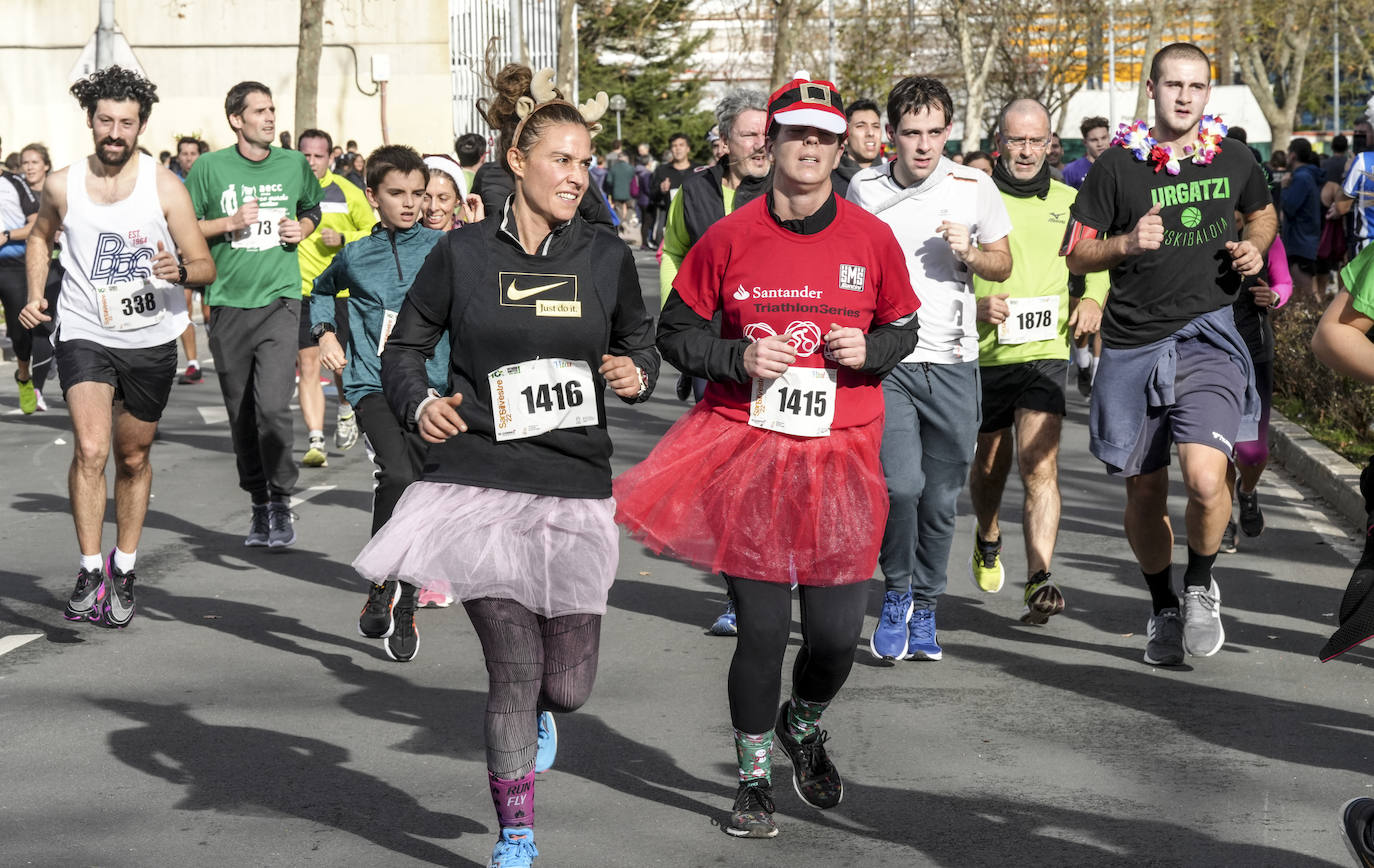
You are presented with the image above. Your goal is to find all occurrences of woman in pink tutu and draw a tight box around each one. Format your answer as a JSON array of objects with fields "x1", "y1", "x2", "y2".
[
  {"x1": 614, "y1": 78, "x2": 920, "y2": 839},
  {"x1": 352, "y1": 62, "x2": 657, "y2": 868}
]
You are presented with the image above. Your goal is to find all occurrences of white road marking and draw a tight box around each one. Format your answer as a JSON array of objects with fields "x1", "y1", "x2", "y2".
[
  {"x1": 197, "y1": 406, "x2": 228, "y2": 425},
  {"x1": 0, "y1": 634, "x2": 42, "y2": 657},
  {"x1": 290, "y1": 484, "x2": 336, "y2": 508}
]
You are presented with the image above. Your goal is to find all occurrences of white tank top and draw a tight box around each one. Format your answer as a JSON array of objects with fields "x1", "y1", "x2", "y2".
[{"x1": 57, "y1": 153, "x2": 188, "y2": 347}]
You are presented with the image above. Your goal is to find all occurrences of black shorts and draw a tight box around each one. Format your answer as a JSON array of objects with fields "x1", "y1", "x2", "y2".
[
  {"x1": 55, "y1": 338, "x2": 178, "y2": 422},
  {"x1": 979, "y1": 359, "x2": 1068, "y2": 433},
  {"x1": 1289, "y1": 255, "x2": 1317, "y2": 276},
  {"x1": 298, "y1": 294, "x2": 352, "y2": 351}
]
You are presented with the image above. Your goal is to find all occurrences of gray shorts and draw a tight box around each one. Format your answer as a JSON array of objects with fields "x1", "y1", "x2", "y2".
[{"x1": 1104, "y1": 337, "x2": 1246, "y2": 477}]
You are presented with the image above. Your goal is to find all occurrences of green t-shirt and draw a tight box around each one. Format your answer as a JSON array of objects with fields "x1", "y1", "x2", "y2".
[
  {"x1": 186, "y1": 145, "x2": 323, "y2": 309},
  {"x1": 1343, "y1": 242, "x2": 1374, "y2": 319},
  {"x1": 974, "y1": 181, "x2": 1110, "y2": 366}
]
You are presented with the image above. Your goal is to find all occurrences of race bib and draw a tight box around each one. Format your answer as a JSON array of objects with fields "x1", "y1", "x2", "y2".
[
  {"x1": 998, "y1": 295, "x2": 1059, "y2": 345},
  {"x1": 748, "y1": 366, "x2": 837, "y2": 438},
  {"x1": 230, "y1": 207, "x2": 288, "y2": 251},
  {"x1": 377, "y1": 309, "x2": 398, "y2": 356},
  {"x1": 95, "y1": 279, "x2": 166, "y2": 331},
  {"x1": 489, "y1": 358, "x2": 599, "y2": 442}
]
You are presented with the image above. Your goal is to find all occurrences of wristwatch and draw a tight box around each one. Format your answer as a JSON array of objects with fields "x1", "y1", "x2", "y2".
[
  {"x1": 176, "y1": 264, "x2": 188, "y2": 285},
  {"x1": 2, "y1": 230, "x2": 9, "y2": 245},
  {"x1": 309, "y1": 321, "x2": 336, "y2": 341}
]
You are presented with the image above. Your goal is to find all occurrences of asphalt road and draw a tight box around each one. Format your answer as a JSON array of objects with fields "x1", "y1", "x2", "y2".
[{"x1": 0, "y1": 250, "x2": 1370, "y2": 867}]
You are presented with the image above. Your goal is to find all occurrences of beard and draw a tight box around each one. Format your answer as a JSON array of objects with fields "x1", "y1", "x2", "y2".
[{"x1": 95, "y1": 138, "x2": 134, "y2": 167}]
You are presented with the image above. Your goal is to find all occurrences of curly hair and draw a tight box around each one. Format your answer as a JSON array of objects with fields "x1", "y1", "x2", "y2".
[
  {"x1": 475, "y1": 40, "x2": 589, "y2": 171},
  {"x1": 69, "y1": 66, "x2": 159, "y2": 123}
]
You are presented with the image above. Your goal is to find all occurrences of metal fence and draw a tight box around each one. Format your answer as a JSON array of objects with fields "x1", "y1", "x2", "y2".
[{"x1": 449, "y1": 0, "x2": 566, "y2": 147}]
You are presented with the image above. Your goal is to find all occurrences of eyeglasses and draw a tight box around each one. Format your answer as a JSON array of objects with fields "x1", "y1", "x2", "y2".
[{"x1": 1003, "y1": 137, "x2": 1049, "y2": 151}]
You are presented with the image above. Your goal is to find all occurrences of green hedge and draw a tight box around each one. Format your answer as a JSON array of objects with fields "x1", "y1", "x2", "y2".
[{"x1": 1272, "y1": 303, "x2": 1374, "y2": 462}]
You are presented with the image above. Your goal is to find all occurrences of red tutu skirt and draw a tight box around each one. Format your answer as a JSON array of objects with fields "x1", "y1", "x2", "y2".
[{"x1": 613, "y1": 404, "x2": 887, "y2": 586}]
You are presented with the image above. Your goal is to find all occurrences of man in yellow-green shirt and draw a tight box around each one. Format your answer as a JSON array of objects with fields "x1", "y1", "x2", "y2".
[
  {"x1": 296, "y1": 128, "x2": 376, "y2": 467},
  {"x1": 969, "y1": 98, "x2": 1109, "y2": 624}
]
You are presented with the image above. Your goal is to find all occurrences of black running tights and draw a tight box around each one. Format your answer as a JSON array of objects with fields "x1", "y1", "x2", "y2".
[
  {"x1": 727, "y1": 577, "x2": 869, "y2": 734},
  {"x1": 463, "y1": 597, "x2": 602, "y2": 778}
]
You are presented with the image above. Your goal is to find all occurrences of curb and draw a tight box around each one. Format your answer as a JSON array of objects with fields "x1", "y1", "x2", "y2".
[{"x1": 1269, "y1": 408, "x2": 1366, "y2": 529}]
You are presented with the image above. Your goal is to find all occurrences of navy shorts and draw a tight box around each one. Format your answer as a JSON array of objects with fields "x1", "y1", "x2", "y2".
[
  {"x1": 1110, "y1": 337, "x2": 1246, "y2": 477},
  {"x1": 55, "y1": 338, "x2": 178, "y2": 422},
  {"x1": 979, "y1": 359, "x2": 1068, "y2": 433}
]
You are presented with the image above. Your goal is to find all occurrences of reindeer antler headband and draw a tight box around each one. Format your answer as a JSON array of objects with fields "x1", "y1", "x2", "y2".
[{"x1": 511, "y1": 68, "x2": 609, "y2": 146}]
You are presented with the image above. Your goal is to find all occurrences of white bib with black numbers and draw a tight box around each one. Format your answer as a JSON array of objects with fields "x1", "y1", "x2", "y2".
[
  {"x1": 230, "y1": 207, "x2": 287, "y2": 251},
  {"x1": 748, "y1": 367, "x2": 836, "y2": 438},
  {"x1": 489, "y1": 357, "x2": 600, "y2": 442},
  {"x1": 95, "y1": 278, "x2": 167, "y2": 331},
  {"x1": 997, "y1": 295, "x2": 1058, "y2": 345}
]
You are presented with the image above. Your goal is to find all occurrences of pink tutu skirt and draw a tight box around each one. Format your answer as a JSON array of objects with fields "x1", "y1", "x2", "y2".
[
  {"x1": 353, "y1": 482, "x2": 618, "y2": 617},
  {"x1": 613, "y1": 404, "x2": 888, "y2": 586}
]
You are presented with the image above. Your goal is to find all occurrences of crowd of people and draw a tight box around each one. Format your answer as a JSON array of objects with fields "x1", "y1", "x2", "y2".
[{"x1": 5, "y1": 40, "x2": 1374, "y2": 867}]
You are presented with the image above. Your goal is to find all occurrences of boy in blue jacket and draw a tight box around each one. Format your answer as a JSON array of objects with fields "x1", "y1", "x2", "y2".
[{"x1": 310, "y1": 145, "x2": 455, "y2": 662}]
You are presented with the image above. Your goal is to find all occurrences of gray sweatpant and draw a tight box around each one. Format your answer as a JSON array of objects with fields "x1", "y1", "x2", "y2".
[{"x1": 208, "y1": 297, "x2": 300, "y2": 504}]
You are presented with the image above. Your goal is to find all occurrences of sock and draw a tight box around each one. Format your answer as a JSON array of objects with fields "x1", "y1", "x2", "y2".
[
  {"x1": 785, "y1": 694, "x2": 829, "y2": 743},
  {"x1": 1144, "y1": 565, "x2": 1177, "y2": 614},
  {"x1": 488, "y1": 770, "x2": 535, "y2": 829},
  {"x1": 1088, "y1": 355, "x2": 1100, "y2": 382},
  {"x1": 112, "y1": 547, "x2": 136, "y2": 572},
  {"x1": 1073, "y1": 345, "x2": 1092, "y2": 367},
  {"x1": 187, "y1": 358, "x2": 198, "y2": 368},
  {"x1": 734, "y1": 729, "x2": 772, "y2": 784},
  {"x1": 338, "y1": 402, "x2": 353, "y2": 418},
  {"x1": 309, "y1": 429, "x2": 324, "y2": 443},
  {"x1": 1183, "y1": 546, "x2": 1217, "y2": 590},
  {"x1": 80, "y1": 553, "x2": 102, "y2": 573}
]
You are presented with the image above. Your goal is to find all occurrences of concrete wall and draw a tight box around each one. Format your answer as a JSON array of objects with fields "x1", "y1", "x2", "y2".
[{"x1": 0, "y1": 0, "x2": 451, "y2": 170}]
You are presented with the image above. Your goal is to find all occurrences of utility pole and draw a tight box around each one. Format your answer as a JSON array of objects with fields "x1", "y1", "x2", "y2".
[
  {"x1": 1334, "y1": 0, "x2": 1341, "y2": 133},
  {"x1": 1107, "y1": 0, "x2": 1116, "y2": 124},
  {"x1": 95, "y1": 0, "x2": 115, "y2": 69}
]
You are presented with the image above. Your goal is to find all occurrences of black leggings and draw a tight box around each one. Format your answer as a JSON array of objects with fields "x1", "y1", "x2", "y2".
[
  {"x1": 727, "y1": 577, "x2": 869, "y2": 734},
  {"x1": 0, "y1": 262, "x2": 60, "y2": 391},
  {"x1": 464, "y1": 597, "x2": 602, "y2": 778}
]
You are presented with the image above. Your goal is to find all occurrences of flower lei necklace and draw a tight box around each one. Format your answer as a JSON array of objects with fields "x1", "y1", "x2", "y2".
[{"x1": 1111, "y1": 115, "x2": 1227, "y2": 175}]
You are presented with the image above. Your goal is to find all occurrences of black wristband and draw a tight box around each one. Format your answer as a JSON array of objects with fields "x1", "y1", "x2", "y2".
[{"x1": 177, "y1": 264, "x2": 188, "y2": 285}]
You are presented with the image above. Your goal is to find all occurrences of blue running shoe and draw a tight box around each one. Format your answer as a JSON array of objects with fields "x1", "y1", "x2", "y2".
[
  {"x1": 869, "y1": 591, "x2": 912, "y2": 660},
  {"x1": 907, "y1": 608, "x2": 942, "y2": 661},
  {"x1": 534, "y1": 711, "x2": 557, "y2": 773},
  {"x1": 709, "y1": 600, "x2": 737, "y2": 636},
  {"x1": 490, "y1": 826, "x2": 538, "y2": 868}
]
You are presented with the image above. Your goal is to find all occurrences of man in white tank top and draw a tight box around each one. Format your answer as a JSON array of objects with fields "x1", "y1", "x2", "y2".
[{"x1": 19, "y1": 66, "x2": 215, "y2": 629}]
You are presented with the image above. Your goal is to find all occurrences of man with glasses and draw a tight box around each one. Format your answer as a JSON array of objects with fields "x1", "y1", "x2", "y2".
[
  {"x1": 968, "y1": 99, "x2": 1108, "y2": 624},
  {"x1": 847, "y1": 76, "x2": 1012, "y2": 662}
]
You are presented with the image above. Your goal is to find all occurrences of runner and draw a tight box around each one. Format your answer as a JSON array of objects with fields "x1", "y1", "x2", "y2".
[
  {"x1": 19, "y1": 66, "x2": 214, "y2": 625},
  {"x1": 185, "y1": 81, "x2": 323, "y2": 548},
  {"x1": 1, "y1": 143, "x2": 45, "y2": 414},
  {"x1": 968, "y1": 98, "x2": 1108, "y2": 623},
  {"x1": 830, "y1": 97, "x2": 884, "y2": 197},
  {"x1": 421, "y1": 154, "x2": 483, "y2": 231},
  {"x1": 847, "y1": 75, "x2": 1013, "y2": 661},
  {"x1": 1060, "y1": 116, "x2": 1111, "y2": 396},
  {"x1": 615, "y1": 77, "x2": 919, "y2": 839},
  {"x1": 310, "y1": 145, "x2": 447, "y2": 659},
  {"x1": 350, "y1": 66, "x2": 657, "y2": 868},
  {"x1": 1061, "y1": 42, "x2": 1275, "y2": 666},
  {"x1": 296, "y1": 127, "x2": 376, "y2": 468},
  {"x1": 173, "y1": 136, "x2": 209, "y2": 384},
  {"x1": 657, "y1": 86, "x2": 771, "y2": 636}
]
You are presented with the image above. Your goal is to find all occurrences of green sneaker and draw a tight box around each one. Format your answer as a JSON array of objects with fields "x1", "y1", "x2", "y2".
[
  {"x1": 970, "y1": 532, "x2": 1004, "y2": 593},
  {"x1": 15, "y1": 371, "x2": 36, "y2": 415}
]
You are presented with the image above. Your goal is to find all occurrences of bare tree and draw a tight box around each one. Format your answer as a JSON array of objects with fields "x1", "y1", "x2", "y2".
[
  {"x1": 942, "y1": 0, "x2": 1001, "y2": 148},
  {"x1": 1133, "y1": 5, "x2": 1165, "y2": 119},
  {"x1": 1227, "y1": 0, "x2": 1317, "y2": 149},
  {"x1": 294, "y1": 0, "x2": 324, "y2": 138},
  {"x1": 557, "y1": 0, "x2": 577, "y2": 95}
]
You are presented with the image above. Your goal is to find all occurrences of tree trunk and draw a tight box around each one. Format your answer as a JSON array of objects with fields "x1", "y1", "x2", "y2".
[
  {"x1": 1230, "y1": 0, "x2": 1316, "y2": 151},
  {"x1": 294, "y1": 0, "x2": 324, "y2": 139},
  {"x1": 771, "y1": 0, "x2": 796, "y2": 88},
  {"x1": 557, "y1": 0, "x2": 577, "y2": 97},
  {"x1": 955, "y1": 1, "x2": 997, "y2": 150},
  {"x1": 1134, "y1": 6, "x2": 1164, "y2": 121}
]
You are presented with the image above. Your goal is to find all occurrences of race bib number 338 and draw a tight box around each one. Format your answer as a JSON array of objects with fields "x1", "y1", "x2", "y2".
[
  {"x1": 96, "y1": 279, "x2": 166, "y2": 331},
  {"x1": 489, "y1": 358, "x2": 600, "y2": 442},
  {"x1": 749, "y1": 367, "x2": 837, "y2": 437}
]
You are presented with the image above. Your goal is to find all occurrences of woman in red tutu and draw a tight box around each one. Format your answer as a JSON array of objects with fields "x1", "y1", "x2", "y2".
[{"x1": 614, "y1": 78, "x2": 920, "y2": 839}]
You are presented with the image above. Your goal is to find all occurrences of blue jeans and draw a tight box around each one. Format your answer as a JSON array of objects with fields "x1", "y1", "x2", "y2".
[{"x1": 878, "y1": 361, "x2": 981, "y2": 610}]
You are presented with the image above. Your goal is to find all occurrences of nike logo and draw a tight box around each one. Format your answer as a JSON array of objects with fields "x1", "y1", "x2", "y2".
[{"x1": 507, "y1": 280, "x2": 569, "y2": 301}]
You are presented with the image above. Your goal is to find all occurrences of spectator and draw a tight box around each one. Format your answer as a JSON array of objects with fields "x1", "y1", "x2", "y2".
[
  {"x1": 963, "y1": 151, "x2": 994, "y2": 175},
  {"x1": 454, "y1": 132, "x2": 486, "y2": 190},
  {"x1": 648, "y1": 132, "x2": 697, "y2": 248},
  {"x1": 633, "y1": 153, "x2": 654, "y2": 249},
  {"x1": 172, "y1": 136, "x2": 207, "y2": 181},
  {"x1": 1282, "y1": 137, "x2": 1324, "y2": 304},
  {"x1": 605, "y1": 140, "x2": 635, "y2": 225},
  {"x1": 1046, "y1": 132, "x2": 1064, "y2": 180},
  {"x1": 1061, "y1": 116, "x2": 1111, "y2": 189},
  {"x1": 1324, "y1": 134, "x2": 1350, "y2": 185},
  {"x1": 1332, "y1": 114, "x2": 1374, "y2": 255}
]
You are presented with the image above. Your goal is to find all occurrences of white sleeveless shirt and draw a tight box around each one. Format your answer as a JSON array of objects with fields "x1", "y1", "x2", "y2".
[{"x1": 57, "y1": 153, "x2": 188, "y2": 347}]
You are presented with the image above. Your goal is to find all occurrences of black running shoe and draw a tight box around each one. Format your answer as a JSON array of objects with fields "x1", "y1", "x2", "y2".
[
  {"x1": 359, "y1": 580, "x2": 400, "y2": 639},
  {"x1": 1236, "y1": 483, "x2": 1264, "y2": 537},
  {"x1": 1076, "y1": 364, "x2": 1093, "y2": 398},
  {"x1": 102, "y1": 555, "x2": 136, "y2": 628},
  {"x1": 1320, "y1": 524, "x2": 1374, "y2": 661},
  {"x1": 1219, "y1": 519, "x2": 1237, "y2": 554},
  {"x1": 63, "y1": 567, "x2": 104, "y2": 622},
  {"x1": 773, "y1": 703, "x2": 843, "y2": 809},
  {"x1": 385, "y1": 584, "x2": 418, "y2": 662},
  {"x1": 725, "y1": 780, "x2": 778, "y2": 838},
  {"x1": 1340, "y1": 797, "x2": 1374, "y2": 867}
]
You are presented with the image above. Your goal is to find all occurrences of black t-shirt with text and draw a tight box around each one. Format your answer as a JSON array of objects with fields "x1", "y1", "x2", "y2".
[{"x1": 1070, "y1": 143, "x2": 1270, "y2": 347}]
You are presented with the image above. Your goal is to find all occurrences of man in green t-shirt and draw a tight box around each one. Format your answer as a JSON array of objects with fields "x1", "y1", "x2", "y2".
[
  {"x1": 186, "y1": 81, "x2": 322, "y2": 548},
  {"x1": 969, "y1": 98, "x2": 1109, "y2": 623}
]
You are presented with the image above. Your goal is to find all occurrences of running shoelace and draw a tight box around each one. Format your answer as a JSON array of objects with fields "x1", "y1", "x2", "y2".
[{"x1": 736, "y1": 782, "x2": 776, "y2": 813}]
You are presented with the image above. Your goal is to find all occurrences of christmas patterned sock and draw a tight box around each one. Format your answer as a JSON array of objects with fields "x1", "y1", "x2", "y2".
[
  {"x1": 488, "y1": 770, "x2": 535, "y2": 829},
  {"x1": 785, "y1": 694, "x2": 830, "y2": 742},
  {"x1": 734, "y1": 729, "x2": 772, "y2": 784}
]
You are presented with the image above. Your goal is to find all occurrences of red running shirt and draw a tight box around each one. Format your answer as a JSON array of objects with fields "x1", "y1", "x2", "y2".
[{"x1": 673, "y1": 195, "x2": 919, "y2": 428}]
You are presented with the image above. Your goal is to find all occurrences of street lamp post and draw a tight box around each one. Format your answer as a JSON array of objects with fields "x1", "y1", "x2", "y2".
[{"x1": 608, "y1": 93, "x2": 627, "y2": 142}]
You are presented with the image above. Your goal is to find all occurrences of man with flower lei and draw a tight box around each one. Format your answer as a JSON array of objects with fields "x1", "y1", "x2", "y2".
[{"x1": 1060, "y1": 42, "x2": 1276, "y2": 668}]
